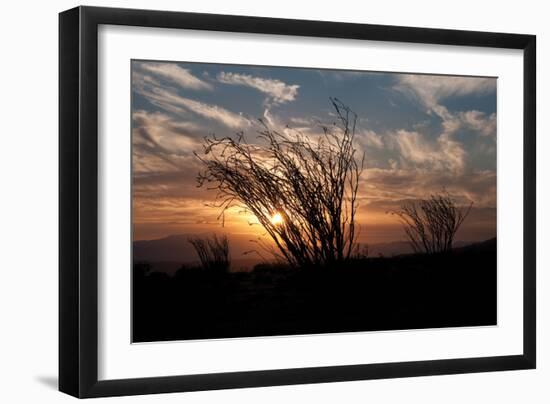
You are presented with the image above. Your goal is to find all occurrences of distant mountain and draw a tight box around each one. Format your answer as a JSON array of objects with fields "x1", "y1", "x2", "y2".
[
  {"x1": 452, "y1": 237, "x2": 496, "y2": 254},
  {"x1": 364, "y1": 241, "x2": 412, "y2": 257},
  {"x1": 134, "y1": 234, "x2": 196, "y2": 263},
  {"x1": 364, "y1": 239, "x2": 473, "y2": 257},
  {"x1": 133, "y1": 233, "x2": 265, "y2": 273},
  {"x1": 133, "y1": 233, "x2": 493, "y2": 274}
]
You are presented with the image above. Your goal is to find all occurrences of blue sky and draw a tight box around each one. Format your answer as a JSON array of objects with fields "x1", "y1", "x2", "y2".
[{"x1": 131, "y1": 60, "x2": 497, "y2": 244}]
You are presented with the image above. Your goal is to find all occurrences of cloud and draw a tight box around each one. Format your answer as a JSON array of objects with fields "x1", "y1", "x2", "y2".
[
  {"x1": 132, "y1": 70, "x2": 161, "y2": 91},
  {"x1": 261, "y1": 109, "x2": 314, "y2": 137},
  {"x1": 131, "y1": 108, "x2": 273, "y2": 242},
  {"x1": 139, "y1": 62, "x2": 213, "y2": 91},
  {"x1": 459, "y1": 110, "x2": 496, "y2": 137},
  {"x1": 166, "y1": 93, "x2": 251, "y2": 130},
  {"x1": 132, "y1": 110, "x2": 204, "y2": 175},
  {"x1": 131, "y1": 111, "x2": 222, "y2": 236},
  {"x1": 289, "y1": 117, "x2": 314, "y2": 126},
  {"x1": 362, "y1": 76, "x2": 496, "y2": 203},
  {"x1": 217, "y1": 72, "x2": 299, "y2": 105},
  {"x1": 133, "y1": 110, "x2": 202, "y2": 152},
  {"x1": 391, "y1": 129, "x2": 465, "y2": 174},
  {"x1": 362, "y1": 165, "x2": 496, "y2": 209},
  {"x1": 390, "y1": 74, "x2": 496, "y2": 176},
  {"x1": 394, "y1": 74, "x2": 497, "y2": 137},
  {"x1": 394, "y1": 74, "x2": 496, "y2": 111},
  {"x1": 360, "y1": 129, "x2": 385, "y2": 149},
  {"x1": 136, "y1": 82, "x2": 252, "y2": 130}
]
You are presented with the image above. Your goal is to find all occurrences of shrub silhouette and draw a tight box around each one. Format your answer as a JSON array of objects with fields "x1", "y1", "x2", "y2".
[
  {"x1": 188, "y1": 234, "x2": 231, "y2": 272},
  {"x1": 196, "y1": 98, "x2": 364, "y2": 268},
  {"x1": 390, "y1": 191, "x2": 472, "y2": 254}
]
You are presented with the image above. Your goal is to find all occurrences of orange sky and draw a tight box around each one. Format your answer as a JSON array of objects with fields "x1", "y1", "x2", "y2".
[{"x1": 132, "y1": 61, "x2": 497, "y2": 254}]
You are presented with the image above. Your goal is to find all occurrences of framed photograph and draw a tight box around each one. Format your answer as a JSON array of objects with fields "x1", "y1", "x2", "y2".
[{"x1": 59, "y1": 6, "x2": 536, "y2": 398}]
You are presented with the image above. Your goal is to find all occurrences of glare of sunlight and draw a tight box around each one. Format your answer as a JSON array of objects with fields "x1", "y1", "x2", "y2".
[{"x1": 271, "y1": 212, "x2": 284, "y2": 225}]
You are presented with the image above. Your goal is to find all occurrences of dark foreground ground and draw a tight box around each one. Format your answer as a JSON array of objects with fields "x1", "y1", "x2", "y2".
[{"x1": 133, "y1": 238, "x2": 496, "y2": 342}]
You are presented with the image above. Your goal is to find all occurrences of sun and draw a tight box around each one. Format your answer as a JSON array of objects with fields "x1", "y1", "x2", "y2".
[{"x1": 270, "y1": 212, "x2": 284, "y2": 225}]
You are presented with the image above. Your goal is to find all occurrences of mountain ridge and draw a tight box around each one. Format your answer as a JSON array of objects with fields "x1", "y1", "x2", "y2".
[{"x1": 134, "y1": 233, "x2": 496, "y2": 273}]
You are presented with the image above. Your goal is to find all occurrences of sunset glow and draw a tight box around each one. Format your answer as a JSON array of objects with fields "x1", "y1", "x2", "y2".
[
  {"x1": 131, "y1": 60, "x2": 497, "y2": 251},
  {"x1": 271, "y1": 212, "x2": 284, "y2": 225}
]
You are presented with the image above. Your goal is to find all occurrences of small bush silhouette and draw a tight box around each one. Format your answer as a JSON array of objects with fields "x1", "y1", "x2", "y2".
[
  {"x1": 195, "y1": 98, "x2": 364, "y2": 268},
  {"x1": 188, "y1": 234, "x2": 231, "y2": 272},
  {"x1": 390, "y1": 191, "x2": 472, "y2": 254}
]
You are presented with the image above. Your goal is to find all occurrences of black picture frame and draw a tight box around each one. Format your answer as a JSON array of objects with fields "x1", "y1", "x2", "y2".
[{"x1": 59, "y1": 6, "x2": 536, "y2": 398}]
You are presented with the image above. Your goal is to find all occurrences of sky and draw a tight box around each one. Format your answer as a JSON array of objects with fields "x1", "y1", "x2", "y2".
[{"x1": 131, "y1": 60, "x2": 497, "y2": 252}]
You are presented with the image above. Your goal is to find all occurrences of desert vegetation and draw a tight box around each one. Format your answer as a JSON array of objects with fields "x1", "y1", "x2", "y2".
[
  {"x1": 188, "y1": 234, "x2": 231, "y2": 273},
  {"x1": 389, "y1": 191, "x2": 473, "y2": 254},
  {"x1": 195, "y1": 98, "x2": 363, "y2": 268}
]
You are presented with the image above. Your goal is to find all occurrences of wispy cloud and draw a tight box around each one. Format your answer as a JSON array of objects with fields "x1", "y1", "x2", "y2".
[
  {"x1": 217, "y1": 72, "x2": 299, "y2": 105},
  {"x1": 459, "y1": 110, "x2": 496, "y2": 137},
  {"x1": 394, "y1": 75, "x2": 496, "y2": 111},
  {"x1": 360, "y1": 129, "x2": 385, "y2": 149},
  {"x1": 132, "y1": 110, "x2": 203, "y2": 175},
  {"x1": 135, "y1": 77, "x2": 252, "y2": 130},
  {"x1": 394, "y1": 74, "x2": 496, "y2": 138},
  {"x1": 388, "y1": 74, "x2": 496, "y2": 179},
  {"x1": 391, "y1": 129, "x2": 465, "y2": 174},
  {"x1": 133, "y1": 110, "x2": 202, "y2": 152},
  {"x1": 139, "y1": 62, "x2": 213, "y2": 91},
  {"x1": 362, "y1": 166, "x2": 496, "y2": 209},
  {"x1": 163, "y1": 92, "x2": 251, "y2": 130}
]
